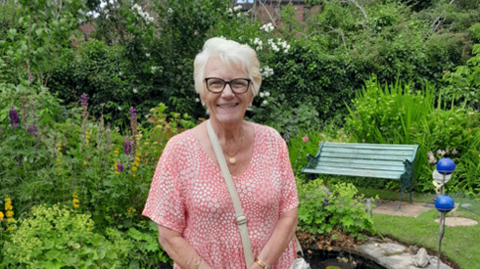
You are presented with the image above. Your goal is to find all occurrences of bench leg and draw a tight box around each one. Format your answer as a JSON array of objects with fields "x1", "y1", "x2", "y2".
[
  {"x1": 409, "y1": 188, "x2": 413, "y2": 204},
  {"x1": 396, "y1": 189, "x2": 405, "y2": 211}
]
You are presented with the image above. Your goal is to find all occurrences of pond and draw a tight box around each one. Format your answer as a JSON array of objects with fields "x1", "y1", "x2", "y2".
[{"x1": 306, "y1": 249, "x2": 386, "y2": 269}]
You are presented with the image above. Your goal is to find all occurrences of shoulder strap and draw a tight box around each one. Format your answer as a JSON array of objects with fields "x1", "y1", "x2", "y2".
[{"x1": 206, "y1": 120, "x2": 254, "y2": 268}]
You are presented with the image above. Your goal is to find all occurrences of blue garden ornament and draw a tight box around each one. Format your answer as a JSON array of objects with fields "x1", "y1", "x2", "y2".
[
  {"x1": 435, "y1": 195, "x2": 455, "y2": 213},
  {"x1": 436, "y1": 158, "x2": 455, "y2": 175}
]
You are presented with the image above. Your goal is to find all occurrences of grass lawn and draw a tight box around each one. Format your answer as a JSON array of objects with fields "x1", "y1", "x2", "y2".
[{"x1": 358, "y1": 188, "x2": 480, "y2": 269}]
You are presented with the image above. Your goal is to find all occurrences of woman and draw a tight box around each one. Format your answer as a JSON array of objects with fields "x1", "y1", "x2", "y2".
[{"x1": 143, "y1": 37, "x2": 299, "y2": 269}]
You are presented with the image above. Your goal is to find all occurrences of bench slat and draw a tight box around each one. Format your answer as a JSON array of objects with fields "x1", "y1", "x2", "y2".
[
  {"x1": 323, "y1": 143, "x2": 418, "y2": 150},
  {"x1": 318, "y1": 158, "x2": 405, "y2": 167},
  {"x1": 302, "y1": 167, "x2": 401, "y2": 179},
  {"x1": 319, "y1": 152, "x2": 414, "y2": 161},
  {"x1": 321, "y1": 147, "x2": 415, "y2": 157},
  {"x1": 316, "y1": 162, "x2": 405, "y2": 172}
]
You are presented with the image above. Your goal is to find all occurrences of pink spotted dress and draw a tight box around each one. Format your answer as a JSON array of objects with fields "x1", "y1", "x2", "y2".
[{"x1": 142, "y1": 123, "x2": 299, "y2": 269}]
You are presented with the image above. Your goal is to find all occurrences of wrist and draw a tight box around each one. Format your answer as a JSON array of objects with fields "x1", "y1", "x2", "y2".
[
  {"x1": 194, "y1": 256, "x2": 202, "y2": 269},
  {"x1": 255, "y1": 258, "x2": 271, "y2": 269}
]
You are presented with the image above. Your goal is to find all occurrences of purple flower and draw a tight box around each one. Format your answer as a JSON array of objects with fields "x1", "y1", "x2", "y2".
[
  {"x1": 28, "y1": 125, "x2": 37, "y2": 136},
  {"x1": 80, "y1": 94, "x2": 88, "y2": 105},
  {"x1": 117, "y1": 161, "x2": 124, "y2": 173},
  {"x1": 124, "y1": 136, "x2": 132, "y2": 155},
  {"x1": 436, "y1": 149, "x2": 446, "y2": 157},
  {"x1": 9, "y1": 105, "x2": 20, "y2": 130},
  {"x1": 129, "y1": 107, "x2": 137, "y2": 118},
  {"x1": 428, "y1": 151, "x2": 437, "y2": 165}
]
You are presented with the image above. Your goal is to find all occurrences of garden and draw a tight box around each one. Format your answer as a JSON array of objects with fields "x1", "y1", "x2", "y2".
[{"x1": 1, "y1": 0, "x2": 480, "y2": 268}]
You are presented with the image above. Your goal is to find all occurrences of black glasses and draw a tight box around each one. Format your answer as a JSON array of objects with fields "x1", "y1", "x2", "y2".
[{"x1": 204, "y1": 77, "x2": 251, "y2": 94}]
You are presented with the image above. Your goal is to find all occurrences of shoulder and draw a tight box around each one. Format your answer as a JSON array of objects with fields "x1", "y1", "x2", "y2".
[
  {"x1": 252, "y1": 122, "x2": 284, "y2": 143},
  {"x1": 163, "y1": 129, "x2": 196, "y2": 154},
  {"x1": 252, "y1": 122, "x2": 287, "y2": 151}
]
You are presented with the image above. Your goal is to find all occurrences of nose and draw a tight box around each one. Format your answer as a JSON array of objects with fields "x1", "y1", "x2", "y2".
[{"x1": 222, "y1": 83, "x2": 235, "y2": 96}]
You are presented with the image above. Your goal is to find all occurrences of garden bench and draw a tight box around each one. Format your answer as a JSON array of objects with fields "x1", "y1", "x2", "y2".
[{"x1": 301, "y1": 142, "x2": 419, "y2": 210}]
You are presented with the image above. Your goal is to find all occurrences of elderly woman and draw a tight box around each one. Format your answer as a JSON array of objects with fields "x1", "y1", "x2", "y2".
[{"x1": 143, "y1": 37, "x2": 299, "y2": 269}]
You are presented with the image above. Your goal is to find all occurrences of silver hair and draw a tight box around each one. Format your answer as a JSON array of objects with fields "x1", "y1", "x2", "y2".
[{"x1": 194, "y1": 37, "x2": 262, "y2": 97}]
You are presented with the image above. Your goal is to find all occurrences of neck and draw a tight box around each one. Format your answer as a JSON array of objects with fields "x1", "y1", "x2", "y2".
[{"x1": 209, "y1": 118, "x2": 244, "y2": 142}]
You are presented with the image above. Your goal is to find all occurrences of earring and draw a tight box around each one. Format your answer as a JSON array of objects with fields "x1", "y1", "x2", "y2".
[
  {"x1": 201, "y1": 102, "x2": 206, "y2": 106},
  {"x1": 248, "y1": 103, "x2": 252, "y2": 108}
]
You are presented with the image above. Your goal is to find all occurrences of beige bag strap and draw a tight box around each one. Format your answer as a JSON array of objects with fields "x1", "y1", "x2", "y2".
[{"x1": 206, "y1": 120, "x2": 254, "y2": 268}]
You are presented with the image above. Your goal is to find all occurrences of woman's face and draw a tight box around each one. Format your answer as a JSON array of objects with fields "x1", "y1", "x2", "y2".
[{"x1": 201, "y1": 56, "x2": 254, "y2": 125}]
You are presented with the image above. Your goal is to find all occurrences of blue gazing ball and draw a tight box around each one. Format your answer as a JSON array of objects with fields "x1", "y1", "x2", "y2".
[
  {"x1": 436, "y1": 158, "x2": 455, "y2": 174},
  {"x1": 435, "y1": 195, "x2": 455, "y2": 213}
]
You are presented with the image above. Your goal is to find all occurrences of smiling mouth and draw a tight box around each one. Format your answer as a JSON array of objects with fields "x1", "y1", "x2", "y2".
[{"x1": 218, "y1": 103, "x2": 238, "y2": 108}]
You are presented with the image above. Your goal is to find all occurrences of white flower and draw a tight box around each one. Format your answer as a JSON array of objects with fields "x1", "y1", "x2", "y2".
[
  {"x1": 133, "y1": 88, "x2": 138, "y2": 94},
  {"x1": 195, "y1": 98, "x2": 200, "y2": 103},
  {"x1": 233, "y1": 5, "x2": 242, "y2": 12},
  {"x1": 259, "y1": 92, "x2": 265, "y2": 98},
  {"x1": 239, "y1": 36, "x2": 242, "y2": 40},
  {"x1": 145, "y1": 114, "x2": 149, "y2": 119},
  {"x1": 265, "y1": 92, "x2": 270, "y2": 97},
  {"x1": 118, "y1": 106, "x2": 122, "y2": 111},
  {"x1": 119, "y1": 71, "x2": 122, "y2": 76},
  {"x1": 237, "y1": 13, "x2": 241, "y2": 18},
  {"x1": 146, "y1": 53, "x2": 150, "y2": 57},
  {"x1": 167, "y1": 8, "x2": 173, "y2": 13},
  {"x1": 106, "y1": 14, "x2": 109, "y2": 19},
  {"x1": 151, "y1": 66, "x2": 159, "y2": 74},
  {"x1": 262, "y1": 100, "x2": 268, "y2": 105}
]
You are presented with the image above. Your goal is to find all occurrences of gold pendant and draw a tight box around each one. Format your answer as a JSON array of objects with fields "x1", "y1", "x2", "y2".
[{"x1": 229, "y1": 157, "x2": 237, "y2": 165}]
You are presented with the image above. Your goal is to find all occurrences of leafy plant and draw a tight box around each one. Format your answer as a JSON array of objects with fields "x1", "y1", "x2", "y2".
[
  {"x1": 0, "y1": 204, "x2": 131, "y2": 268},
  {"x1": 297, "y1": 178, "x2": 376, "y2": 241}
]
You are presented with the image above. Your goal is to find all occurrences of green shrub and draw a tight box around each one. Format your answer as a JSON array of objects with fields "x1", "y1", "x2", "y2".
[
  {"x1": 297, "y1": 178, "x2": 376, "y2": 241},
  {"x1": 0, "y1": 204, "x2": 130, "y2": 268}
]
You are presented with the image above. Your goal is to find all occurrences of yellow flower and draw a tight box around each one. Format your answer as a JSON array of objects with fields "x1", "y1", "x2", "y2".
[
  {"x1": 58, "y1": 142, "x2": 62, "y2": 146},
  {"x1": 58, "y1": 168, "x2": 62, "y2": 171},
  {"x1": 132, "y1": 174, "x2": 136, "y2": 177},
  {"x1": 115, "y1": 171, "x2": 120, "y2": 175},
  {"x1": 6, "y1": 227, "x2": 13, "y2": 232},
  {"x1": 0, "y1": 211, "x2": 4, "y2": 221},
  {"x1": 5, "y1": 204, "x2": 12, "y2": 211},
  {"x1": 5, "y1": 198, "x2": 11, "y2": 203},
  {"x1": 135, "y1": 157, "x2": 140, "y2": 162},
  {"x1": 133, "y1": 161, "x2": 139, "y2": 166},
  {"x1": 132, "y1": 166, "x2": 137, "y2": 172},
  {"x1": 469, "y1": 128, "x2": 472, "y2": 134},
  {"x1": 57, "y1": 158, "x2": 61, "y2": 162},
  {"x1": 57, "y1": 147, "x2": 62, "y2": 151},
  {"x1": 136, "y1": 152, "x2": 141, "y2": 157},
  {"x1": 83, "y1": 161, "x2": 88, "y2": 166},
  {"x1": 86, "y1": 139, "x2": 90, "y2": 143},
  {"x1": 6, "y1": 211, "x2": 14, "y2": 218},
  {"x1": 113, "y1": 164, "x2": 118, "y2": 169},
  {"x1": 59, "y1": 152, "x2": 63, "y2": 157}
]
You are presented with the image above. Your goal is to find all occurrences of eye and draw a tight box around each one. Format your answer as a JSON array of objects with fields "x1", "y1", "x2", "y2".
[{"x1": 231, "y1": 79, "x2": 248, "y2": 87}]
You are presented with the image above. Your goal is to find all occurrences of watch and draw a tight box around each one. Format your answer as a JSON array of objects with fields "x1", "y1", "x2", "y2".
[{"x1": 255, "y1": 258, "x2": 271, "y2": 269}]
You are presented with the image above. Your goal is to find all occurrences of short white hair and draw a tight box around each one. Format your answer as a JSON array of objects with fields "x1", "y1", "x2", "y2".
[{"x1": 194, "y1": 37, "x2": 262, "y2": 97}]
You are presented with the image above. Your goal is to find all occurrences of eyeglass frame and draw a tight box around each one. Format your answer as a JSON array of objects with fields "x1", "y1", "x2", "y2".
[{"x1": 204, "y1": 77, "x2": 252, "y2": 94}]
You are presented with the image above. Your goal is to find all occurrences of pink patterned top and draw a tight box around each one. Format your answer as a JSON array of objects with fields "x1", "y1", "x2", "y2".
[{"x1": 142, "y1": 123, "x2": 299, "y2": 269}]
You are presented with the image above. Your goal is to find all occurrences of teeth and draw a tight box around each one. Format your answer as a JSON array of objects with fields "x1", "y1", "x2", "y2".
[{"x1": 219, "y1": 104, "x2": 236, "y2": 108}]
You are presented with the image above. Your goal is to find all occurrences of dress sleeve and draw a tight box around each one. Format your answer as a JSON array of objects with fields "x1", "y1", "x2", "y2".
[
  {"x1": 142, "y1": 137, "x2": 186, "y2": 233},
  {"x1": 278, "y1": 136, "x2": 299, "y2": 214}
]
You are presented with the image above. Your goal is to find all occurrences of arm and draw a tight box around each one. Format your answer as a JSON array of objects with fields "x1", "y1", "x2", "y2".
[
  {"x1": 248, "y1": 207, "x2": 298, "y2": 269},
  {"x1": 158, "y1": 224, "x2": 213, "y2": 269}
]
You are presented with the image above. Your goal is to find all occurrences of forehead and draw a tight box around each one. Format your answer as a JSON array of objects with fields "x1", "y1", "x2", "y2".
[{"x1": 204, "y1": 56, "x2": 247, "y2": 78}]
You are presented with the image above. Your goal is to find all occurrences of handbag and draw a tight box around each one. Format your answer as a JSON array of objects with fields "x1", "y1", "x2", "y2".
[{"x1": 207, "y1": 121, "x2": 310, "y2": 269}]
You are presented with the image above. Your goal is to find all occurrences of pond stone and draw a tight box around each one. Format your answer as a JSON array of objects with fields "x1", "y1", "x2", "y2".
[{"x1": 350, "y1": 238, "x2": 453, "y2": 269}]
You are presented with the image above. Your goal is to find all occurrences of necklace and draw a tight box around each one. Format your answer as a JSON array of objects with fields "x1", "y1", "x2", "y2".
[{"x1": 222, "y1": 127, "x2": 244, "y2": 165}]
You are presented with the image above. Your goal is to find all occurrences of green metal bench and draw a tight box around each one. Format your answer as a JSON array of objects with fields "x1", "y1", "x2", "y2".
[{"x1": 301, "y1": 142, "x2": 419, "y2": 210}]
